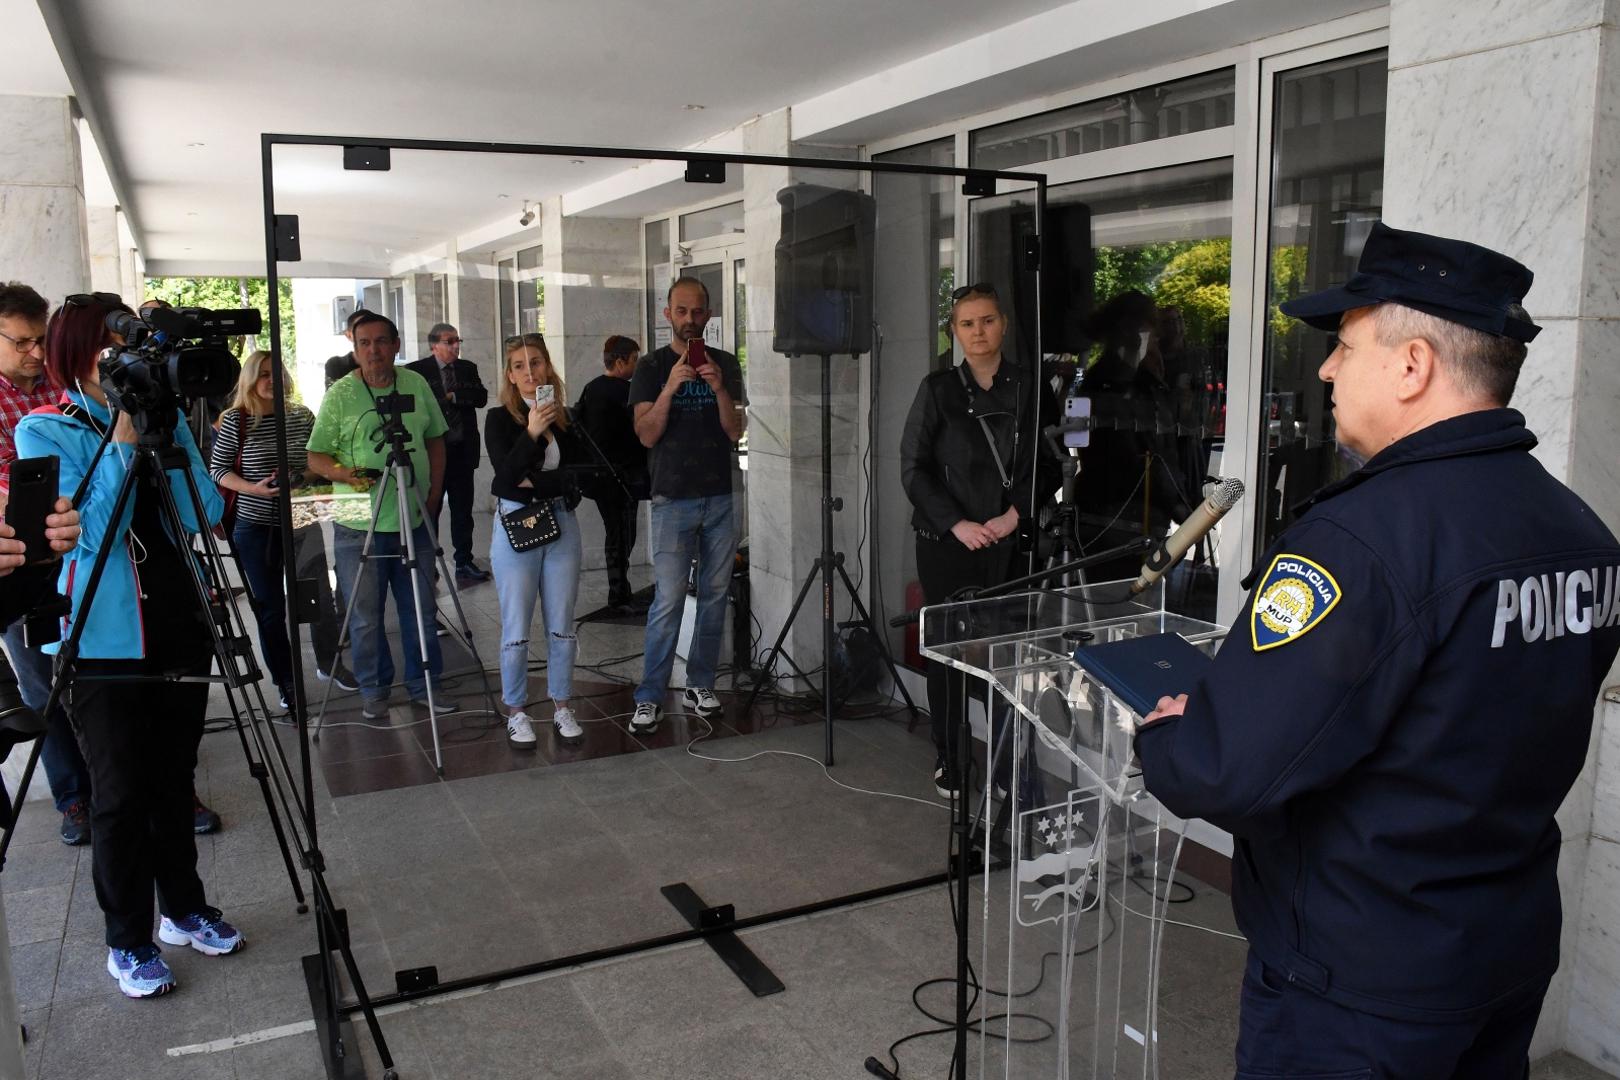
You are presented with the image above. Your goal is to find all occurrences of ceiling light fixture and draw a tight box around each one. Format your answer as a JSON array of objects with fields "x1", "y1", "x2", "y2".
[{"x1": 518, "y1": 201, "x2": 535, "y2": 227}]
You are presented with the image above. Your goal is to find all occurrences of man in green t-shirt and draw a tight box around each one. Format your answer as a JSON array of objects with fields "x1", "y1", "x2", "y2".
[{"x1": 307, "y1": 312, "x2": 453, "y2": 718}]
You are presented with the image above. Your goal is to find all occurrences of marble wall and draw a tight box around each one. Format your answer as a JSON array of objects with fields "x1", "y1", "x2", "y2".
[
  {"x1": 1385, "y1": 0, "x2": 1620, "y2": 1067},
  {"x1": 0, "y1": 95, "x2": 88, "y2": 306}
]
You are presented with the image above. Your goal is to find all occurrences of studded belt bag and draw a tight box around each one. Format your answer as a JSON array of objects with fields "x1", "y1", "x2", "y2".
[{"x1": 499, "y1": 499, "x2": 561, "y2": 551}]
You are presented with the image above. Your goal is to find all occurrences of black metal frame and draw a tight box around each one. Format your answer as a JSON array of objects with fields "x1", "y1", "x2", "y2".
[{"x1": 259, "y1": 132, "x2": 1048, "y2": 1079}]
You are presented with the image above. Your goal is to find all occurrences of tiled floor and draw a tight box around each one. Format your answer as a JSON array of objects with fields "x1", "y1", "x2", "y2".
[{"x1": 4, "y1": 509, "x2": 1616, "y2": 1079}]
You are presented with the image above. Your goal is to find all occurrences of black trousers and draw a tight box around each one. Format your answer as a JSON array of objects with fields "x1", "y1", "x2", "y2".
[
  {"x1": 915, "y1": 534, "x2": 1017, "y2": 761},
  {"x1": 594, "y1": 492, "x2": 639, "y2": 604},
  {"x1": 1235, "y1": 950, "x2": 1547, "y2": 1080},
  {"x1": 436, "y1": 439, "x2": 479, "y2": 567},
  {"x1": 291, "y1": 522, "x2": 343, "y2": 672},
  {"x1": 68, "y1": 655, "x2": 211, "y2": 949}
]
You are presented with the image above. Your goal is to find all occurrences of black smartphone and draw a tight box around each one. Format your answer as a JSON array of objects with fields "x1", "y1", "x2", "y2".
[{"x1": 6, "y1": 456, "x2": 60, "y2": 564}]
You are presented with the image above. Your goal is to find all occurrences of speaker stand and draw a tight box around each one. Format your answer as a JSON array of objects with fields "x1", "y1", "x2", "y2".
[{"x1": 742, "y1": 352, "x2": 918, "y2": 764}]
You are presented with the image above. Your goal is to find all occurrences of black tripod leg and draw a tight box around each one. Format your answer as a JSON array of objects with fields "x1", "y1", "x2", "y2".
[
  {"x1": 740, "y1": 557, "x2": 823, "y2": 716},
  {"x1": 830, "y1": 558, "x2": 919, "y2": 717}
]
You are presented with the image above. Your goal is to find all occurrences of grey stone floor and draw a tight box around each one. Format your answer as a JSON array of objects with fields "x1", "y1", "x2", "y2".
[{"x1": 4, "y1": 506, "x2": 1617, "y2": 1079}]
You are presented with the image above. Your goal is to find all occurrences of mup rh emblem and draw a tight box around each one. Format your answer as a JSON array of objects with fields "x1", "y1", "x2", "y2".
[{"x1": 1251, "y1": 553, "x2": 1341, "y2": 651}]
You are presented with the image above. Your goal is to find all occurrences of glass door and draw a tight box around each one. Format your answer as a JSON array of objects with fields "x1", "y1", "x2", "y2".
[{"x1": 1254, "y1": 49, "x2": 1388, "y2": 549}]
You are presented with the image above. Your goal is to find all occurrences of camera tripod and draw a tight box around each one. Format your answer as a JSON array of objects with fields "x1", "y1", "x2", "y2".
[
  {"x1": 0, "y1": 399, "x2": 412, "y2": 1067},
  {"x1": 309, "y1": 412, "x2": 497, "y2": 773}
]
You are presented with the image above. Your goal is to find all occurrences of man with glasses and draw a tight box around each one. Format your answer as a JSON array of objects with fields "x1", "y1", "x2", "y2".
[
  {"x1": 306, "y1": 313, "x2": 454, "y2": 719},
  {"x1": 406, "y1": 323, "x2": 490, "y2": 584},
  {"x1": 0, "y1": 282, "x2": 93, "y2": 845},
  {"x1": 627, "y1": 277, "x2": 746, "y2": 733}
]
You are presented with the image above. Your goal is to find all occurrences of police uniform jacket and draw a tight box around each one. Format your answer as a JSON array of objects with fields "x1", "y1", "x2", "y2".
[
  {"x1": 900, "y1": 358, "x2": 1060, "y2": 538},
  {"x1": 1136, "y1": 408, "x2": 1620, "y2": 1022}
]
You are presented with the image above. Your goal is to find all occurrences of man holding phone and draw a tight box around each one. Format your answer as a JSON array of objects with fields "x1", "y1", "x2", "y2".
[
  {"x1": 0, "y1": 282, "x2": 92, "y2": 845},
  {"x1": 626, "y1": 277, "x2": 746, "y2": 733}
]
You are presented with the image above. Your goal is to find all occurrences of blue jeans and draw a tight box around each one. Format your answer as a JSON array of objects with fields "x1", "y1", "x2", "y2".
[
  {"x1": 489, "y1": 499, "x2": 581, "y2": 708},
  {"x1": 637, "y1": 493, "x2": 738, "y2": 704},
  {"x1": 333, "y1": 523, "x2": 442, "y2": 704},
  {"x1": 232, "y1": 520, "x2": 293, "y2": 691},
  {"x1": 1, "y1": 621, "x2": 90, "y2": 813}
]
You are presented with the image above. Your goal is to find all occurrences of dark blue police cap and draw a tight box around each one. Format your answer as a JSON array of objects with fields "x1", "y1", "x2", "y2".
[{"x1": 1279, "y1": 222, "x2": 1542, "y2": 342}]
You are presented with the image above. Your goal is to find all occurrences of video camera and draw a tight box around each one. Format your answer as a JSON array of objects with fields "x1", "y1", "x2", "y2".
[{"x1": 101, "y1": 306, "x2": 255, "y2": 440}]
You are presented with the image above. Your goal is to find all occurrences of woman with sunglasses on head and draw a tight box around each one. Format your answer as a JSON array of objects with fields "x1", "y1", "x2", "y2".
[
  {"x1": 900, "y1": 283, "x2": 1060, "y2": 799},
  {"x1": 485, "y1": 333, "x2": 587, "y2": 748},
  {"x1": 15, "y1": 293, "x2": 245, "y2": 1000},
  {"x1": 209, "y1": 350, "x2": 326, "y2": 710}
]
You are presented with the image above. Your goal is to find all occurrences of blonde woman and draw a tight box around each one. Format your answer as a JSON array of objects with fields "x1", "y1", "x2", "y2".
[
  {"x1": 208, "y1": 350, "x2": 317, "y2": 707},
  {"x1": 485, "y1": 334, "x2": 586, "y2": 746}
]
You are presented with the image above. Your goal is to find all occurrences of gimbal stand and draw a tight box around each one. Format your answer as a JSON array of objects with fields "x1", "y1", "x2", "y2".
[
  {"x1": 743, "y1": 352, "x2": 918, "y2": 764},
  {"x1": 310, "y1": 408, "x2": 498, "y2": 773}
]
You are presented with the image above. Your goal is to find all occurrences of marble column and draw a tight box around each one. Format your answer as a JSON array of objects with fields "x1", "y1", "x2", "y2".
[
  {"x1": 1384, "y1": 0, "x2": 1620, "y2": 1065},
  {"x1": 86, "y1": 205, "x2": 121, "y2": 296},
  {"x1": 0, "y1": 95, "x2": 89, "y2": 304},
  {"x1": 449, "y1": 246, "x2": 501, "y2": 516}
]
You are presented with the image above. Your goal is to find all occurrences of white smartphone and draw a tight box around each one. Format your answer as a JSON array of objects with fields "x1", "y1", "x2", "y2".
[{"x1": 535, "y1": 385, "x2": 555, "y2": 407}]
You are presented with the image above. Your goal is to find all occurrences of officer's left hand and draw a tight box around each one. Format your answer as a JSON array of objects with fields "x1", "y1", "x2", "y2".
[{"x1": 1142, "y1": 693, "x2": 1188, "y2": 726}]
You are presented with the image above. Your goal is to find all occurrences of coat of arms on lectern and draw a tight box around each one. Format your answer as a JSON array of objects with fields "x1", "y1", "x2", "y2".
[{"x1": 1015, "y1": 795, "x2": 1101, "y2": 928}]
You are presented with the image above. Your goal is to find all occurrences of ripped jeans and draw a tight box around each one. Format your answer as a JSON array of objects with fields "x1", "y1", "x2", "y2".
[{"x1": 489, "y1": 498, "x2": 582, "y2": 708}]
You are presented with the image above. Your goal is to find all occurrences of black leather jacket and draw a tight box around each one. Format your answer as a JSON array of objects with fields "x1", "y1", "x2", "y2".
[{"x1": 900, "y1": 358, "x2": 1060, "y2": 540}]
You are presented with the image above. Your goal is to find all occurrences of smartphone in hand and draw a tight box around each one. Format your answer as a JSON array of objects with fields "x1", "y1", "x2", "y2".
[
  {"x1": 6, "y1": 457, "x2": 60, "y2": 564},
  {"x1": 536, "y1": 384, "x2": 556, "y2": 408},
  {"x1": 687, "y1": 336, "x2": 711, "y2": 374}
]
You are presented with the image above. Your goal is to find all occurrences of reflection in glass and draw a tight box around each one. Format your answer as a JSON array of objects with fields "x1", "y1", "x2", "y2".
[
  {"x1": 970, "y1": 160, "x2": 1233, "y2": 621},
  {"x1": 971, "y1": 69, "x2": 1236, "y2": 171},
  {"x1": 644, "y1": 217, "x2": 670, "y2": 348},
  {"x1": 1257, "y1": 51, "x2": 1387, "y2": 549}
]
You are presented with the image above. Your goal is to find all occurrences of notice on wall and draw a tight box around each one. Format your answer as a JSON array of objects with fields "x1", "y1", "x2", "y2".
[
  {"x1": 703, "y1": 319, "x2": 722, "y2": 349},
  {"x1": 653, "y1": 262, "x2": 672, "y2": 306},
  {"x1": 655, "y1": 326, "x2": 673, "y2": 348}
]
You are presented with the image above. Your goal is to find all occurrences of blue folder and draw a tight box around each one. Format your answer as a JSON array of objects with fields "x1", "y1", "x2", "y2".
[{"x1": 1071, "y1": 632, "x2": 1213, "y2": 718}]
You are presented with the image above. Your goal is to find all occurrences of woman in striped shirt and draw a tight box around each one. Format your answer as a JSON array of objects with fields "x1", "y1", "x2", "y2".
[{"x1": 209, "y1": 350, "x2": 315, "y2": 707}]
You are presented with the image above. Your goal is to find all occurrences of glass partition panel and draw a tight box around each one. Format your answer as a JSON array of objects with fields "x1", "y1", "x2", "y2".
[
  {"x1": 1257, "y1": 50, "x2": 1387, "y2": 548},
  {"x1": 263, "y1": 145, "x2": 1044, "y2": 1000}
]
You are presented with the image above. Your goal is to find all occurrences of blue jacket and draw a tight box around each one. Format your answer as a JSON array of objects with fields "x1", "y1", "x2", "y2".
[
  {"x1": 14, "y1": 392, "x2": 223, "y2": 660},
  {"x1": 1137, "y1": 409, "x2": 1620, "y2": 1021}
]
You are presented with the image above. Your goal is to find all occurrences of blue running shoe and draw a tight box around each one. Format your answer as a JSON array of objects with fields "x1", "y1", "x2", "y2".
[
  {"x1": 158, "y1": 907, "x2": 245, "y2": 956},
  {"x1": 106, "y1": 944, "x2": 175, "y2": 998}
]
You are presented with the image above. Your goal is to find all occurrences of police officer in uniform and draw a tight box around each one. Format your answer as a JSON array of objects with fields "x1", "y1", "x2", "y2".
[{"x1": 1134, "y1": 222, "x2": 1620, "y2": 1079}]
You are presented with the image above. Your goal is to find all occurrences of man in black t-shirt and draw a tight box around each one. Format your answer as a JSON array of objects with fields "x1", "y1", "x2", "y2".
[
  {"x1": 576, "y1": 334, "x2": 648, "y2": 608},
  {"x1": 626, "y1": 277, "x2": 746, "y2": 732}
]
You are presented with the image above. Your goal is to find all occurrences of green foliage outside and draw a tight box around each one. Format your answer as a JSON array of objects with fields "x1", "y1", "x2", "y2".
[{"x1": 143, "y1": 277, "x2": 296, "y2": 361}]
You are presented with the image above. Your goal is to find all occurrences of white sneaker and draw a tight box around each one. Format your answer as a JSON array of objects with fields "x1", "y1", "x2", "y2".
[
  {"x1": 552, "y1": 706, "x2": 583, "y2": 741},
  {"x1": 682, "y1": 687, "x2": 722, "y2": 717},
  {"x1": 506, "y1": 711, "x2": 537, "y2": 747},
  {"x1": 629, "y1": 702, "x2": 661, "y2": 734}
]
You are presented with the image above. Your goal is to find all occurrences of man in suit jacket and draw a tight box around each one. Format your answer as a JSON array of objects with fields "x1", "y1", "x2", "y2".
[{"x1": 406, "y1": 322, "x2": 490, "y2": 583}]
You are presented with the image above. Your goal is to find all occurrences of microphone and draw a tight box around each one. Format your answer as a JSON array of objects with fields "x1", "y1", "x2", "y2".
[
  {"x1": 864, "y1": 1057, "x2": 900, "y2": 1079},
  {"x1": 1129, "y1": 477, "x2": 1245, "y2": 595}
]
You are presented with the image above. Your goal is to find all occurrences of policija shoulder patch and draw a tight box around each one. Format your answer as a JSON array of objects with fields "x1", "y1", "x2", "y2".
[{"x1": 1251, "y1": 553, "x2": 1342, "y2": 651}]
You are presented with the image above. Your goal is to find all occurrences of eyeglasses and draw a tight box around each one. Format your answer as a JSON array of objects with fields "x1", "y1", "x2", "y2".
[
  {"x1": 0, "y1": 329, "x2": 44, "y2": 354},
  {"x1": 64, "y1": 292, "x2": 125, "y2": 308},
  {"x1": 438, "y1": 337, "x2": 463, "y2": 345},
  {"x1": 951, "y1": 283, "x2": 998, "y2": 301}
]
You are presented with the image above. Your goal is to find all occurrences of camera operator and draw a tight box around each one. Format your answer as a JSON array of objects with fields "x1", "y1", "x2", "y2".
[
  {"x1": 14, "y1": 293, "x2": 245, "y2": 1000},
  {"x1": 305, "y1": 312, "x2": 453, "y2": 719},
  {"x1": 0, "y1": 281, "x2": 93, "y2": 845},
  {"x1": 900, "y1": 283, "x2": 1059, "y2": 798},
  {"x1": 209, "y1": 350, "x2": 318, "y2": 710}
]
